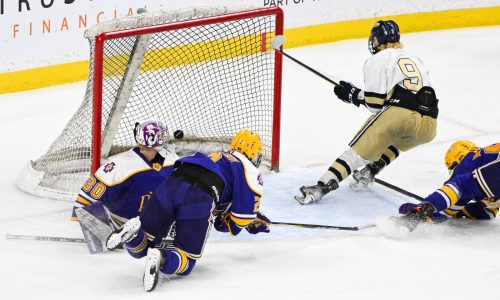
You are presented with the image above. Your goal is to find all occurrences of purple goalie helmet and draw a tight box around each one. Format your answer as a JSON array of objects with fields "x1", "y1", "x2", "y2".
[{"x1": 133, "y1": 119, "x2": 168, "y2": 148}]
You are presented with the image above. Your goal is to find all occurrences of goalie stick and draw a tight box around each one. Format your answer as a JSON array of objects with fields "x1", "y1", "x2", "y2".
[
  {"x1": 6, "y1": 233, "x2": 86, "y2": 243},
  {"x1": 271, "y1": 221, "x2": 375, "y2": 231},
  {"x1": 271, "y1": 35, "x2": 340, "y2": 87},
  {"x1": 6, "y1": 233, "x2": 176, "y2": 250}
]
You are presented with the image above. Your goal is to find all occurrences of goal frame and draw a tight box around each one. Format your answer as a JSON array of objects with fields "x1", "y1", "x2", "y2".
[{"x1": 91, "y1": 7, "x2": 284, "y2": 173}]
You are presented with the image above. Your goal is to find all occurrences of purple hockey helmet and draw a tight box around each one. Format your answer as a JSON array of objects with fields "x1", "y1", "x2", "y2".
[{"x1": 133, "y1": 119, "x2": 168, "y2": 148}]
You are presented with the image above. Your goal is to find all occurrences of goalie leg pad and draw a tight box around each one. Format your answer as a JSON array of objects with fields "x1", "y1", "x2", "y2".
[{"x1": 75, "y1": 202, "x2": 114, "y2": 254}]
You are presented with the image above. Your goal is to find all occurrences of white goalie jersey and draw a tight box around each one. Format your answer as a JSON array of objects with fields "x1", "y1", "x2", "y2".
[
  {"x1": 71, "y1": 145, "x2": 179, "y2": 224},
  {"x1": 362, "y1": 48, "x2": 431, "y2": 113}
]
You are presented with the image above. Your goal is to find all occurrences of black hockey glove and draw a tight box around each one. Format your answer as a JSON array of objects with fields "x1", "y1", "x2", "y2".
[
  {"x1": 398, "y1": 202, "x2": 435, "y2": 231},
  {"x1": 334, "y1": 81, "x2": 361, "y2": 107},
  {"x1": 214, "y1": 212, "x2": 231, "y2": 233},
  {"x1": 246, "y1": 212, "x2": 271, "y2": 234}
]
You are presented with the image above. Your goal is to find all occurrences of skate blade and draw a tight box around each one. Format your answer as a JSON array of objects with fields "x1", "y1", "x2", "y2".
[
  {"x1": 143, "y1": 249, "x2": 162, "y2": 292},
  {"x1": 143, "y1": 268, "x2": 159, "y2": 292}
]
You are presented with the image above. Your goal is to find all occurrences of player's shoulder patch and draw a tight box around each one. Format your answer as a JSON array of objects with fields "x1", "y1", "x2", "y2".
[
  {"x1": 232, "y1": 151, "x2": 263, "y2": 196},
  {"x1": 102, "y1": 162, "x2": 116, "y2": 173},
  {"x1": 95, "y1": 149, "x2": 150, "y2": 185}
]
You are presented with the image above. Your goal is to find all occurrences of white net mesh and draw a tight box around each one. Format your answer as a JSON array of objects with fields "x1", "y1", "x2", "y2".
[{"x1": 17, "y1": 6, "x2": 282, "y2": 201}]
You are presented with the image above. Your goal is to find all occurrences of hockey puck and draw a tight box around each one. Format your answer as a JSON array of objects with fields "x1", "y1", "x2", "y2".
[{"x1": 173, "y1": 130, "x2": 184, "y2": 140}]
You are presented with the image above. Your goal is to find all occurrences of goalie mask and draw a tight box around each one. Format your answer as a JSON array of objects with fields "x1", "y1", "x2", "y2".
[
  {"x1": 230, "y1": 130, "x2": 263, "y2": 167},
  {"x1": 368, "y1": 20, "x2": 400, "y2": 54},
  {"x1": 444, "y1": 140, "x2": 477, "y2": 171},
  {"x1": 133, "y1": 119, "x2": 168, "y2": 150}
]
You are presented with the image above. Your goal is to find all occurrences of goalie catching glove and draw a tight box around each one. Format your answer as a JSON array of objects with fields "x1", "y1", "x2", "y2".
[
  {"x1": 334, "y1": 81, "x2": 362, "y2": 107},
  {"x1": 246, "y1": 212, "x2": 271, "y2": 234}
]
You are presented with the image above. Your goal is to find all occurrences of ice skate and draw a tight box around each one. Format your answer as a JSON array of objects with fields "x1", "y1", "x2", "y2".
[
  {"x1": 350, "y1": 167, "x2": 374, "y2": 191},
  {"x1": 106, "y1": 216, "x2": 141, "y2": 250},
  {"x1": 350, "y1": 160, "x2": 385, "y2": 191},
  {"x1": 143, "y1": 248, "x2": 165, "y2": 292},
  {"x1": 295, "y1": 180, "x2": 338, "y2": 205}
]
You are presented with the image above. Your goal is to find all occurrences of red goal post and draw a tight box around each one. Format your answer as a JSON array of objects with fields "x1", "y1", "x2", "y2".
[
  {"x1": 92, "y1": 6, "x2": 284, "y2": 173},
  {"x1": 16, "y1": 6, "x2": 284, "y2": 201}
]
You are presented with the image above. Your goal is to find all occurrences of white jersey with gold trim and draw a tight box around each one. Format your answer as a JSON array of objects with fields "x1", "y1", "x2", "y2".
[
  {"x1": 363, "y1": 48, "x2": 431, "y2": 113},
  {"x1": 71, "y1": 146, "x2": 178, "y2": 224}
]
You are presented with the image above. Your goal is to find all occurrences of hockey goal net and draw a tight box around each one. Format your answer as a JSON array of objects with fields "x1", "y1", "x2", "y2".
[{"x1": 17, "y1": 6, "x2": 284, "y2": 201}]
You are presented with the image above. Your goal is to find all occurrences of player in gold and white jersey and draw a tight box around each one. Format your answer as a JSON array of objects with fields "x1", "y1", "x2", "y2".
[{"x1": 296, "y1": 20, "x2": 438, "y2": 205}]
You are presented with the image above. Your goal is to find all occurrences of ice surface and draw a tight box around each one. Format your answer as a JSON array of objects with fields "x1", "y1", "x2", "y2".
[{"x1": 1, "y1": 26, "x2": 499, "y2": 299}]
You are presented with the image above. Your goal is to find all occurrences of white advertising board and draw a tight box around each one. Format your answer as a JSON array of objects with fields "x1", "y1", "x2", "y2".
[{"x1": 0, "y1": 0, "x2": 499, "y2": 72}]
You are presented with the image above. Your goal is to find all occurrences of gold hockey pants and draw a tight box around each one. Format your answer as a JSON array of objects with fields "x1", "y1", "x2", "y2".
[{"x1": 349, "y1": 106, "x2": 437, "y2": 162}]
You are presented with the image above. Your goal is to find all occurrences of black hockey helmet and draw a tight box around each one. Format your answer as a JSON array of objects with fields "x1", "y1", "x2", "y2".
[{"x1": 368, "y1": 20, "x2": 400, "y2": 54}]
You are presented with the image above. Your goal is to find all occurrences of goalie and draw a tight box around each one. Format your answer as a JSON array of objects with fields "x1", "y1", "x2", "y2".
[
  {"x1": 295, "y1": 20, "x2": 438, "y2": 205},
  {"x1": 397, "y1": 141, "x2": 500, "y2": 231},
  {"x1": 71, "y1": 119, "x2": 179, "y2": 252},
  {"x1": 105, "y1": 129, "x2": 271, "y2": 292}
]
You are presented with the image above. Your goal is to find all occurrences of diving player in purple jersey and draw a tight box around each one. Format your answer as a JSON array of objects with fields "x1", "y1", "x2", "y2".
[
  {"x1": 72, "y1": 119, "x2": 178, "y2": 230},
  {"x1": 105, "y1": 129, "x2": 271, "y2": 292},
  {"x1": 397, "y1": 140, "x2": 500, "y2": 231}
]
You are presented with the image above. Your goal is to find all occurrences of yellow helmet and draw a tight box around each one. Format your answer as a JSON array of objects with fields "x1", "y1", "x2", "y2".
[
  {"x1": 231, "y1": 129, "x2": 263, "y2": 167},
  {"x1": 444, "y1": 140, "x2": 477, "y2": 170}
]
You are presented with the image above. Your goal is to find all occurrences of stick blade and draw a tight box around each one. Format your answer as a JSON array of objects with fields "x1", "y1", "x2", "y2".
[{"x1": 271, "y1": 35, "x2": 286, "y2": 50}]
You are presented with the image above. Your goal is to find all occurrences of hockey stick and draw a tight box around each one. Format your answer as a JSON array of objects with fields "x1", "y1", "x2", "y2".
[
  {"x1": 271, "y1": 221, "x2": 375, "y2": 231},
  {"x1": 271, "y1": 36, "x2": 424, "y2": 201},
  {"x1": 6, "y1": 233, "x2": 86, "y2": 244},
  {"x1": 271, "y1": 35, "x2": 340, "y2": 87},
  {"x1": 374, "y1": 178, "x2": 425, "y2": 201}
]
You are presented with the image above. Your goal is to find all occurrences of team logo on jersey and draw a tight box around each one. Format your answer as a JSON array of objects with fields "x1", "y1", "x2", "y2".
[
  {"x1": 152, "y1": 163, "x2": 162, "y2": 172},
  {"x1": 257, "y1": 174, "x2": 263, "y2": 185},
  {"x1": 103, "y1": 162, "x2": 115, "y2": 173}
]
